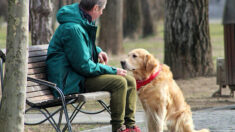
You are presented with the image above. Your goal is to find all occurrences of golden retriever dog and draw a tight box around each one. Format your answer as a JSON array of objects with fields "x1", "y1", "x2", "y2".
[{"x1": 121, "y1": 49, "x2": 209, "y2": 132}]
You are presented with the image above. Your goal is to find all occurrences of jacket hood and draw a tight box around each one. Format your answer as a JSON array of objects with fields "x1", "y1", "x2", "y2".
[{"x1": 57, "y1": 3, "x2": 84, "y2": 24}]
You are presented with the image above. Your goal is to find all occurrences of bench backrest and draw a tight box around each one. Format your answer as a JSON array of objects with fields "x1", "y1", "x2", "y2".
[{"x1": 26, "y1": 44, "x2": 55, "y2": 104}]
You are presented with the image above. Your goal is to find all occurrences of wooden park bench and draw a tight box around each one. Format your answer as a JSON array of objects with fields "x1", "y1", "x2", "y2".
[{"x1": 0, "y1": 44, "x2": 111, "y2": 132}]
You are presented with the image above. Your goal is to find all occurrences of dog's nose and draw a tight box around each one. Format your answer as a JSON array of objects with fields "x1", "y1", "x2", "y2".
[
  {"x1": 120, "y1": 61, "x2": 126, "y2": 65},
  {"x1": 120, "y1": 61, "x2": 126, "y2": 69}
]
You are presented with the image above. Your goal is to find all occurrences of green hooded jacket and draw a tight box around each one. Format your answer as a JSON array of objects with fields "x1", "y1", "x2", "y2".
[{"x1": 46, "y1": 3, "x2": 117, "y2": 97}]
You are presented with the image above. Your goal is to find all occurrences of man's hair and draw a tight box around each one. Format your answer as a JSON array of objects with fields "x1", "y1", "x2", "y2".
[{"x1": 80, "y1": 0, "x2": 107, "y2": 11}]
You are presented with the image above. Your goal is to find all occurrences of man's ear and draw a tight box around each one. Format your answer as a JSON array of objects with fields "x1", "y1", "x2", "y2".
[
  {"x1": 93, "y1": 4, "x2": 99, "y2": 12},
  {"x1": 144, "y1": 54, "x2": 157, "y2": 73}
]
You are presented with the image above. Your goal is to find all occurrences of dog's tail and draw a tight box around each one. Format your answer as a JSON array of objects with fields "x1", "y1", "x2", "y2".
[{"x1": 174, "y1": 106, "x2": 210, "y2": 132}]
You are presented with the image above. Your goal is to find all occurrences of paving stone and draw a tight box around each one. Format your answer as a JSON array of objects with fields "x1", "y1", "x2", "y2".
[{"x1": 25, "y1": 105, "x2": 235, "y2": 132}]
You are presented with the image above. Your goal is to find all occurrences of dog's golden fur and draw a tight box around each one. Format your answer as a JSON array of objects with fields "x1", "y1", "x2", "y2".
[{"x1": 121, "y1": 49, "x2": 209, "y2": 132}]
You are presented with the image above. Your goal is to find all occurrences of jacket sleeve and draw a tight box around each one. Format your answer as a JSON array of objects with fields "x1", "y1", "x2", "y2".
[
  {"x1": 63, "y1": 26, "x2": 117, "y2": 77},
  {"x1": 96, "y1": 46, "x2": 102, "y2": 54}
]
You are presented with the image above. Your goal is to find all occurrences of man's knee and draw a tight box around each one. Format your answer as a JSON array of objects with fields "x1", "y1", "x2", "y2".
[
  {"x1": 126, "y1": 75, "x2": 136, "y2": 89},
  {"x1": 112, "y1": 76, "x2": 128, "y2": 91}
]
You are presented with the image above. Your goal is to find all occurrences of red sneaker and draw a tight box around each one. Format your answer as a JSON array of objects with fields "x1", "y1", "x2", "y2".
[{"x1": 126, "y1": 125, "x2": 141, "y2": 132}]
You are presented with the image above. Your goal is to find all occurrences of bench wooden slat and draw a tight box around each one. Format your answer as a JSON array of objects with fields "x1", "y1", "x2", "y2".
[
  {"x1": 27, "y1": 81, "x2": 41, "y2": 87},
  {"x1": 28, "y1": 62, "x2": 46, "y2": 69},
  {"x1": 74, "y1": 91, "x2": 110, "y2": 102},
  {"x1": 28, "y1": 73, "x2": 46, "y2": 79},
  {"x1": 29, "y1": 50, "x2": 47, "y2": 57},
  {"x1": 28, "y1": 67, "x2": 46, "y2": 75},
  {"x1": 27, "y1": 80, "x2": 56, "y2": 87},
  {"x1": 27, "y1": 90, "x2": 52, "y2": 98},
  {"x1": 27, "y1": 95, "x2": 54, "y2": 104},
  {"x1": 0, "y1": 44, "x2": 48, "y2": 54},
  {"x1": 27, "y1": 85, "x2": 49, "y2": 93},
  {"x1": 28, "y1": 44, "x2": 48, "y2": 52},
  {"x1": 28, "y1": 56, "x2": 47, "y2": 63}
]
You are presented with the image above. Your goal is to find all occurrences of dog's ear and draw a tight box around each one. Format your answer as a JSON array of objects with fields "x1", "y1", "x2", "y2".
[{"x1": 144, "y1": 54, "x2": 158, "y2": 73}]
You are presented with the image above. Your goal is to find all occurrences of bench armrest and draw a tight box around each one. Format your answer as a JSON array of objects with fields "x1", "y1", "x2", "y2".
[
  {"x1": 27, "y1": 76, "x2": 65, "y2": 100},
  {"x1": 27, "y1": 76, "x2": 56, "y2": 88},
  {"x1": 0, "y1": 49, "x2": 6, "y2": 62},
  {"x1": 0, "y1": 49, "x2": 5, "y2": 94}
]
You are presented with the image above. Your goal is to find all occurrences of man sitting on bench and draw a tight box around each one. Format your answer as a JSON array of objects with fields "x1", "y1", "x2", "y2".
[{"x1": 46, "y1": 0, "x2": 141, "y2": 132}]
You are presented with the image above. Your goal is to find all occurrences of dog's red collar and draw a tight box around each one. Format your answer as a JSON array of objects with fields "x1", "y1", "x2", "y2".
[{"x1": 136, "y1": 65, "x2": 162, "y2": 91}]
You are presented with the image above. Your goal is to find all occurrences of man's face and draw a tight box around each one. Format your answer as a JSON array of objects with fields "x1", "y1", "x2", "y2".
[{"x1": 91, "y1": 4, "x2": 106, "y2": 21}]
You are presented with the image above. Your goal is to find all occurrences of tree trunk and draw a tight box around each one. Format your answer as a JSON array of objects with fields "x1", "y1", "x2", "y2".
[
  {"x1": 150, "y1": 0, "x2": 164, "y2": 21},
  {"x1": 30, "y1": 0, "x2": 53, "y2": 45},
  {"x1": 164, "y1": 0, "x2": 214, "y2": 79},
  {"x1": 59, "y1": 0, "x2": 65, "y2": 8},
  {"x1": 67, "y1": 0, "x2": 75, "y2": 4},
  {"x1": 51, "y1": 0, "x2": 59, "y2": 31},
  {"x1": 123, "y1": 0, "x2": 142, "y2": 39},
  {"x1": 140, "y1": 0, "x2": 156, "y2": 37},
  {"x1": 0, "y1": 0, "x2": 29, "y2": 131},
  {"x1": 98, "y1": 0, "x2": 123, "y2": 55},
  {"x1": 0, "y1": 0, "x2": 8, "y2": 21},
  {"x1": 59, "y1": 0, "x2": 67, "y2": 7}
]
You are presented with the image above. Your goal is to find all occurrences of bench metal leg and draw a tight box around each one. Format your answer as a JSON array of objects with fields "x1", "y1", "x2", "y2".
[
  {"x1": 25, "y1": 99, "x2": 111, "y2": 132},
  {"x1": 25, "y1": 107, "x2": 63, "y2": 132},
  {"x1": 61, "y1": 100, "x2": 111, "y2": 132},
  {"x1": 58, "y1": 91, "x2": 72, "y2": 132},
  {"x1": 62, "y1": 101, "x2": 86, "y2": 132},
  {"x1": 63, "y1": 99, "x2": 110, "y2": 131},
  {"x1": 44, "y1": 108, "x2": 62, "y2": 132},
  {"x1": 98, "y1": 100, "x2": 111, "y2": 114},
  {"x1": 78, "y1": 100, "x2": 111, "y2": 115},
  {"x1": 25, "y1": 103, "x2": 72, "y2": 132},
  {"x1": 58, "y1": 109, "x2": 63, "y2": 129}
]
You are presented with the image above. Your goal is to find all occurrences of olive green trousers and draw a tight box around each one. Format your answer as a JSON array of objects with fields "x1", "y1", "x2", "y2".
[{"x1": 85, "y1": 74, "x2": 137, "y2": 132}]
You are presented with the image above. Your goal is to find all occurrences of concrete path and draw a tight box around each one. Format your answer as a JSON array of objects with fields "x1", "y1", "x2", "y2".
[{"x1": 25, "y1": 105, "x2": 235, "y2": 132}]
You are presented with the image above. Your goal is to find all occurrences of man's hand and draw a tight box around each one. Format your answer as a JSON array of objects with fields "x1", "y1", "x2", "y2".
[
  {"x1": 116, "y1": 68, "x2": 127, "y2": 76},
  {"x1": 98, "y1": 51, "x2": 108, "y2": 64}
]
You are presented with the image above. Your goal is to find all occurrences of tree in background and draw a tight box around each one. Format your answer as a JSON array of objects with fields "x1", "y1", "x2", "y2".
[
  {"x1": 30, "y1": 0, "x2": 53, "y2": 45},
  {"x1": 51, "y1": 0, "x2": 60, "y2": 31},
  {"x1": 140, "y1": 0, "x2": 156, "y2": 37},
  {"x1": 123, "y1": 0, "x2": 160, "y2": 39},
  {"x1": 164, "y1": 0, "x2": 214, "y2": 78},
  {"x1": 123, "y1": 0, "x2": 142, "y2": 39},
  {"x1": 0, "y1": 0, "x2": 29, "y2": 131},
  {"x1": 99, "y1": 0, "x2": 124, "y2": 55},
  {"x1": 0, "y1": 0, "x2": 8, "y2": 21},
  {"x1": 59, "y1": 0, "x2": 79, "y2": 6},
  {"x1": 150, "y1": 0, "x2": 164, "y2": 21}
]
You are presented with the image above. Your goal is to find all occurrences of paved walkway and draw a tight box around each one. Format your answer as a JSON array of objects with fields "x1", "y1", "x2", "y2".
[{"x1": 25, "y1": 105, "x2": 235, "y2": 132}]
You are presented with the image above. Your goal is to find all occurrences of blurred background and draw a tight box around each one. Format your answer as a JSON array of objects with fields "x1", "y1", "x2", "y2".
[
  {"x1": 0, "y1": 0, "x2": 230, "y2": 91},
  {"x1": 0, "y1": 0, "x2": 226, "y2": 72}
]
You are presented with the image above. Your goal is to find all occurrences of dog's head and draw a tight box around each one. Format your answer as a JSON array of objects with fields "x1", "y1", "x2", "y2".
[{"x1": 121, "y1": 49, "x2": 160, "y2": 80}]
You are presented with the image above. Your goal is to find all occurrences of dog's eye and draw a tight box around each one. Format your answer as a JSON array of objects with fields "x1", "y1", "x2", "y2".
[{"x1": 132, "y1": 54, "x2": 137, "y2": 58}]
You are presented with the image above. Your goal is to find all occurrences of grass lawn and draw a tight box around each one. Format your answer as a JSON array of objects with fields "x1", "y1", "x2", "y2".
[{"x1": 0, "y1": 26, "x2": 7, "y2": 49}]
